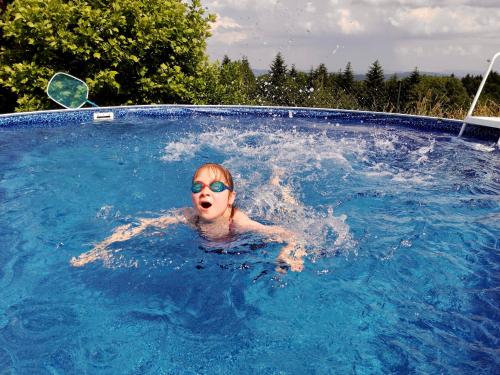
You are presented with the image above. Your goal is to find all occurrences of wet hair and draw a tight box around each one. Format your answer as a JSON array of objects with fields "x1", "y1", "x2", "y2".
[
  {"x1": 192, "y1": 163, "x2": 236, "y2": 218},
  {"x1": 192, "y1": 163, "x2": 234, "y2": 191}
]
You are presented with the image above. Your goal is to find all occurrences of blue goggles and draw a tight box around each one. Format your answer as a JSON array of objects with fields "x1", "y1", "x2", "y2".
[{"x1": 191, "y1": 181, "x2": 232, "y2": 194}]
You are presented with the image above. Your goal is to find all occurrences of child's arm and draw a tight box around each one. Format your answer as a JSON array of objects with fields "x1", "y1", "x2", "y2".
[
  {"x1": 232, "y1": 210, "x2": 306, "y2": 272},
  {"x1": 70, "y1": 213, "x2": 187, "y2": 267}
]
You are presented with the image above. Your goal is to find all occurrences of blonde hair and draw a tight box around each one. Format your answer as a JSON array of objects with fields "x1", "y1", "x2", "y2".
[{"x1": 192, "y1": 163, "x2": 234, "y2": 191}]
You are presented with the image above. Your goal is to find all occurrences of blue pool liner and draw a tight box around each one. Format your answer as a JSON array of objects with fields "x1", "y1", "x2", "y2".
[{"x1": 0, "y1": 105, "x2": 498, "y2": 141}]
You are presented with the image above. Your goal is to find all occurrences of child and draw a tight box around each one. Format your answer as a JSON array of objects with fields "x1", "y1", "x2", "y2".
[{"x1": 71, "y1": 163, "x2": 306, "y2": 272}]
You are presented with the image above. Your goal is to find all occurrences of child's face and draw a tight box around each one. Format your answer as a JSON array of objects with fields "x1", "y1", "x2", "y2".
[{"x1": 191, "y1": 168, "x2": 235, "y2": 222}]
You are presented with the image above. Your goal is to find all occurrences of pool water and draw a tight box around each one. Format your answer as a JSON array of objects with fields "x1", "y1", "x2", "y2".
[{"x1": 0, "y1": 112, "x2": 499, "y2": 373}]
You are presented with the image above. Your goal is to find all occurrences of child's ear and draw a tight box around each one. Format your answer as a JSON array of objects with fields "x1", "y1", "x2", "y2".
[{"x1": 228, "y1": 191, "x2": 236, "y2": 205}]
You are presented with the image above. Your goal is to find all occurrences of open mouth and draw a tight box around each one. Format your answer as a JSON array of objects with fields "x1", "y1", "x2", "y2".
[{"x1": 201, "y1": 202, "x2": 212, "y2": 209}]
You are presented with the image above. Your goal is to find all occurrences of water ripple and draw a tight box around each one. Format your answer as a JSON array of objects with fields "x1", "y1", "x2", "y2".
[{"x1": 1, "y1": 299, "x2": 78, "y2": 348}]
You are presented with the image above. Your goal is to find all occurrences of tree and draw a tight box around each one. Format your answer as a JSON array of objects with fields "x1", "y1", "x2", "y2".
[
  {"x1": 222, "y1": 55, "x2": 231, "y2": 66},
  {"x1": 0, "y1": 0, "x2": 215, "y2": 111},
  {"x1": 408, "y1": 75, "x2": 469, "y2": 116},
  {"x1": 196, "y1": 57, "x2": 258, "y2": 105},
  {"x1": 269, "y1": 53, "x2": 287, "y2": 86},
  {"x1": 407, "y1": 67, "x2": 420, "y2": 86},
  {"x1": 312, "y1": 63, "x2": 328, "y2": 90},
  {"x1": 240, "y1": 56, "x2": 256, "y2": 92},
  {"x1": 385, "y1": 74, "x2": 400, "y2": 112},
  {"x1": 461, "y1": 74, "x2": 481, "y2": 98},
  {"x1": 267, "y1": 52, "x2": 289, "y2": 105},
  {"x1": 341, "y1": 62, "x2": 354, "y2": 92},
  {"x1": 462, "y1": 72, "x2": 500, "y2": 103},
  {"x1": 363, "y1": 60, "x2": 386, "y2": 111}
]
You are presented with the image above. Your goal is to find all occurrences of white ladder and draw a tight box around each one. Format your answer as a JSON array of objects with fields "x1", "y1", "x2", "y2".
[{"x1": 458, "y1": 52, "x2": 500, "y2": 145}]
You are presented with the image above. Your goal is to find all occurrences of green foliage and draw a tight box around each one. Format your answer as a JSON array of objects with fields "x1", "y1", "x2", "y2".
[
  {"x1": 408, "y1": 75, "x2": 470, "y2": 114},
  {"x1": 0, "y1": 0, "x2": 214, "y2": 111},
  {"x1": 462, "y1": 71, "x2": 500, "y2": 102},
  {"x1": 397, "y1": 67, "x2": 420, "y2": 112},
  {"x1": 311, "y1": 63, "x2": 328, "y2": 90},
  {"x1": 195, "y1": 58, "x2": 256, "y2": 105},
  {"x1": 385, "y1": 74, "x2": 401, "y2": 112},
  {"x1": 0, "y1": 1, "x2": 14, "y2": 14}
]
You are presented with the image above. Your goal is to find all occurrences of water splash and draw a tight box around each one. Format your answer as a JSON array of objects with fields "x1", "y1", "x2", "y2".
[{"x1": 161, "y1": 126, "x2": 359, "y2": 257}]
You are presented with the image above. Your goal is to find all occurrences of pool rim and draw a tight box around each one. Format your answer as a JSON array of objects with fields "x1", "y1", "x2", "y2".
[{"x1": 0, "y1": 104, "x2": 498, "y2": 141}]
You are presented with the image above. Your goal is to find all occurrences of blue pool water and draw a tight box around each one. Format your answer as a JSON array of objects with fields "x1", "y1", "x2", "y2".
[{"x1": 0, "y1": 107, "x2": 499, "y2": 374}]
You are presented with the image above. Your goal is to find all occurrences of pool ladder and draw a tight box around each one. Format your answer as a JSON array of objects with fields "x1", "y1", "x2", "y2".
[{"x1": 458, "y1": 52, "x2": 500, "y2": 146}]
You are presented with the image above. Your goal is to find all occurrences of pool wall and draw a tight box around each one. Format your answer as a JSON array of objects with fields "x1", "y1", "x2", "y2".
[{"x1": 0, "y1": 105, "x2": 498, "y2": 141}]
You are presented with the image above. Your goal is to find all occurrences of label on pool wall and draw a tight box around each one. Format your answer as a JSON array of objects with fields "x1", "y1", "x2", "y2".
[{"x1": 93, "y1": 112, "x2": 114, "y2": 121}]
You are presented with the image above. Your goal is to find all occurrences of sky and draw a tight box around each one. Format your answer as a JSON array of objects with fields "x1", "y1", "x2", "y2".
[{"x1": 203, "y1": 0, "x2": 500, "y2": 75}]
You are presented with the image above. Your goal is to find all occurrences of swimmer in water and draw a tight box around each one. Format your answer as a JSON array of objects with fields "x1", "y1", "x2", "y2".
[{"x1": 71, "y1": 163, "x2": 306, "y2": 272}]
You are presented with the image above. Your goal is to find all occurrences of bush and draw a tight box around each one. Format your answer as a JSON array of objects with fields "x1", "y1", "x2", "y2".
[
  {"x1": 408, "y1": 76, "x2": 470, "y2": 116},
  {"x1": 0, "y1": 0, "x2": 214, "y2": 111},
  {"x1": 195, "y1": 58, "x2": 256, "y2": 105}
]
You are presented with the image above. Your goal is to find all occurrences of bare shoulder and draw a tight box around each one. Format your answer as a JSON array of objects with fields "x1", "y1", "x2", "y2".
[
  {"x1": 232, "y1": 208, "x2": 267, "y2": 231},
  {"x1": 182, "y1": 207, "x2": 198, "y2": 224}
]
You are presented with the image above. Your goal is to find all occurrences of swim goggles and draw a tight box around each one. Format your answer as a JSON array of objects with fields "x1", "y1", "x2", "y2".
[{"x1": 191, "y1": 181, "x2": 233, "y2": 194}]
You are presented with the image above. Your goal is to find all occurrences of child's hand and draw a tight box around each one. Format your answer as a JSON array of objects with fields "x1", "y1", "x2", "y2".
[
  {"x1": 276, "y1": 255, "x2": 304, "y2": 273},
  {"x1": 276, "y1": 243, "x2": 306, "y2": 273}
]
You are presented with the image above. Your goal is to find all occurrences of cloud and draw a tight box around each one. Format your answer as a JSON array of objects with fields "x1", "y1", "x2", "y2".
[
  {"x1": 211, "y1": 15, "x2": 242, "y2": 32},
  {"x1": 388, "y1": 6, "x2": 500, "y2": 36},
  {"x1": 335, "y1": 9, "x2": 365, "y2": 34},
  {"x1": 210, "y1": 14, "x2": 248, "y2": 45},
  {"x1": 204, "y1": 0, "x2": 500, "y2": 72}
]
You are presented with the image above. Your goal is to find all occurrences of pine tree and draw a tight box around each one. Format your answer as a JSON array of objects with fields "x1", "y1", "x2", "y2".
[
  {"x1": 408, "y1": 67, "x2": 420, "y2": 86},
  {"x1": 365, "y1": 60, "x2": 384, "y2": 89},
  {"x1": 399, "y1": 67, "x2": 421, "y2": 112},
  {"x1": 268, "y1": 52, "x2": 288, "y2": 105},
  {"x1": 240, "y1": 56, "x2": 256, "y2": 96},
  {"x1": 270, "y1": 52, "x2": 287, "y2": 84},
  {"x1": 342, "y1": 62, "x2": 354, "y2": 92},
  {"x1": 313, "y1": 63, "x2": 328, "y2": 90},
  {"x1": 364, "y1": 60, "x2": 386, "y2": 110}
]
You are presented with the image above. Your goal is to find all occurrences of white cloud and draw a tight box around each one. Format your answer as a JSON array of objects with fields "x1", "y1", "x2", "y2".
[
  {"x1": 204, "y1": 0, "x2": 500, "y2": 72},
  {"x1": 210, "y1": 14, "x2": 248, "y2": 45},
  {"x1": 388, "y1": 6, "x2": 500, "y2": 36},
  {"x1": 211, "y1": 15, "x2": 242, "y2": 32},
  {"x1": 336, "y1": 9, "x2": 365, "y2": 34}
]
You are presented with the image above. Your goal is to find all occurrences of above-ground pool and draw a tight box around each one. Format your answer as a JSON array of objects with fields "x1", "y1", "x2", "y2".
[{"x1": 0, "y1": 106, "x2": 499, "y2": 374}]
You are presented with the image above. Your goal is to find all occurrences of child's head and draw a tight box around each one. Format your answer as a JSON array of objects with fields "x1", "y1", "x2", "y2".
[{"x1": 191, "y1": 163, "x2": 235, "y2": 222}]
